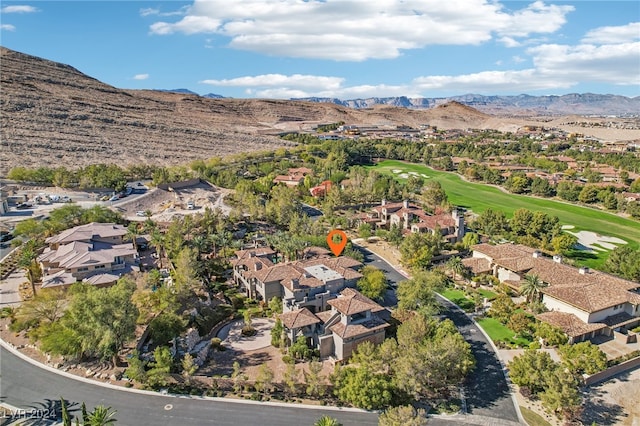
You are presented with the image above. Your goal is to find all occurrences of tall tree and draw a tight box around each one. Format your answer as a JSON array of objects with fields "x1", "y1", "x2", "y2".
[{"x1": 519, "y1": 274, "x2": 547, "y2": 304}]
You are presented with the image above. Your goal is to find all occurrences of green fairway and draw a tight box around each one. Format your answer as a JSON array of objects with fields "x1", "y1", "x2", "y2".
[{"x1": 370, "y1": 159, "x2": 640, "y2": 267}]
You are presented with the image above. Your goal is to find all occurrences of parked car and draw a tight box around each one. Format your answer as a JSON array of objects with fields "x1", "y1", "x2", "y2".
[
  {"x1": 136, "y1": 211, "x2": 147, "y2": 217},
  {"x1": 16, "y1": 203, "x2": 31, "y2": 209},
  {"x1": 109, "y1": 195, "x2": 119, "y2": 202},
  {"x1": 0, "y1": 231, "x2": 13, "y2": 242},
  {"x1": 187, "y1": 201, "x2": 195, "y2": 210}
]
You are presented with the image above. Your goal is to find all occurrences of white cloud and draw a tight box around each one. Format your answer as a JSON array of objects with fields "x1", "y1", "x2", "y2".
[
  {"x1": 512, "y1": 56, "x2": 525, "y2": 63},
  {"x1": 133, "y1": 74, "x2": 149, "y2": 80},
  {"x1": 150, "y1": 0, "x2": 573, "y2": 61},
  {"x1": 201, "y1": 74, "x2": 344, "y2": 90},
  {"x1": 1, "y1": 5, "x2": 38, "y2": 13},
  {"x1": 582, "y1": 22, "x2": 640, "y2": 44},
  {"x1": 1, "y1": 24, "x2": 16, "y2": 31},
  {"x1": 140, "y1": 6, "x2": 189, "y2": 17}
]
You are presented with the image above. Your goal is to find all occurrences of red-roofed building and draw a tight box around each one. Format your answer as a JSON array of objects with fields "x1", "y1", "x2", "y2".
[
  {"x1": 273, "y1": 167, "x2": 313, "y2": 187},
  {"x1": 309, "y1": 180, "x2": 333, "y2": 197}
]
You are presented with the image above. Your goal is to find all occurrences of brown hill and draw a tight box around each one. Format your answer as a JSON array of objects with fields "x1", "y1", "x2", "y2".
[{"x1": 1, "y1": 47, "x2": 526, "y2": 175}]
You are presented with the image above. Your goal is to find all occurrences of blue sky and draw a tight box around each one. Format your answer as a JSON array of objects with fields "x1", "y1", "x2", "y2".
[{"x1": 1, "y1": 1, "x2": 639, "y2": 99}]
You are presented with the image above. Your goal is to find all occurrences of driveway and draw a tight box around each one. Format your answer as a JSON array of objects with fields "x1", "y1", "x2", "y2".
[
  {"x1": 0, "y1": 269, "x2": 24, "y2": 308},
  {"x1": 217, "y1": 318, "x2": 273, "y2": 351}
]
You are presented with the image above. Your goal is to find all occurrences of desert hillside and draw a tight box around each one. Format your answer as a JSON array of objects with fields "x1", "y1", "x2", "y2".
[{"x1": 1, "y1": 47, "x2": 637, "y2": 175}]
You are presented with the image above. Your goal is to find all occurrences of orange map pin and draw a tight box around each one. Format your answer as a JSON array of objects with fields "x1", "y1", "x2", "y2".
[{"x1": 327, "y1": 229, "x2": 348, "y2": 257}]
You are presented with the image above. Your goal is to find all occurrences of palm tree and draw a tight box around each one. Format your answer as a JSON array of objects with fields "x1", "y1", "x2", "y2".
[
  {"x1": 125, "y1": 222, "x2": 140, "y2": 251},
  {"x1": 446, "y1": 256, "x2": 466, "y2": 282},
  {"x1": 314, "y1": 415, "x2": 342, "y2": 426},
  {"x1": 519, "y1": 274, "x2": 547, "y2": 304}
]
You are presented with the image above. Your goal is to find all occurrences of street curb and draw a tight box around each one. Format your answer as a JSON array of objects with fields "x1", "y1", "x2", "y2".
[
  {"x1": 0, "y1": 338, "x2": 370, "y2": 414},
  {"x1": 436, "y1": 293, "x2": 526, "y2": 425}
]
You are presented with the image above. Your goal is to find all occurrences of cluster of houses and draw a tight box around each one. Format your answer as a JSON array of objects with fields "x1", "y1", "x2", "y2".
[
  {"x1": 355, "y1": 199, "x2": 466, "y2": 241},
  {"x1": 464, "y1": 243, "x2": 640, "y2": 344},
  {"x1": 232, "y1": 246, "x2": 389, "y2": 361},
  {"x1": 37, "y1": 222, "x2": 138, "y2": 289}
]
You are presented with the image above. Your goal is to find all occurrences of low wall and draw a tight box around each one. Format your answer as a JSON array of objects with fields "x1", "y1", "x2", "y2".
[
  {"x1": 584, "y1": 356, "x2": 640, "y2": 386},
  {"x1": 158, "y1": 179, "x2": 204, "y2": 191}
]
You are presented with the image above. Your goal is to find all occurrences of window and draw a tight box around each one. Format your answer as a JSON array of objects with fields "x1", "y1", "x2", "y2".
[{"x1": 77, "y1": 267, "x2": 89, "y2": 272}]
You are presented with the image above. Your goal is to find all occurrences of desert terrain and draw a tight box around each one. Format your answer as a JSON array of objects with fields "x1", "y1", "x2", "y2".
[{"x1": 2, "y1": 46, "x2": 639, "y2": 177}]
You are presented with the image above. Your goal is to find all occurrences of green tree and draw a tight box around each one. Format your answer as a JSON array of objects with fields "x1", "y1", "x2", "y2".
[
  {"x1": 534, "y1": 322, "x2": 568, "y2": 347},
  {"x1": 181, "y1": 353, "x2": 198, "y2": 385},
  {"x1": 461, "y1": 232, "x2": 479, "y2": 249},
  {"x1": 12, "y1": 288, "x2": 66, "y2": 329},
  {"x1": 283, "y1": 360, "x2": 299, "y2": 397},
  {"x1": 332, "y1": 365, "x2": 394, "y2": 410},
  {"x1": 268, "y1": 296, "x2": 283, "y2": 316},
  {"x1": 399, "y1": 232, "x2": 435, "y2": 270},
  {"x1": 357, "y1": 266, "x2": 387, "y2": 301},
  {"x1": 255, "y1": 363, "x2": 275, "y2": 396},
  {"x1": 378, "y1": 405, "x2": 428, "y2": 426},
  {"x1": 507, "y1": 312, "x2": 533, "y2": 338},
  {"x1": 551, "y1": 233, "x2": 577, "y2": 255},
  {"x1": 305, "y1": 359, "x2": 326, "y2": 397},
  {"x1": 39, "y1": 279, "x2": 138, "y2": 367},
  {"x1": 148, "y1": 311, "x2": 187, "y2": 345},
  {"x1": 474, "y1": 208, "x2": 508, "y2": 238},
  {"x1": 146, "y1": 346, "x2": 173, "y2": 388},
  {"x1": 358, "y1": 223, "x2": 372, "y2": 239},
  {"x1": 125, "y1": 350, "x2": 147, "y2": 384},
  {"x1": 445, "y1": 256, "x2": 466, "y2": 281},
  {"x1": 271, "y1": 318, "x2": 284, "y2": 348},
  {"x1": 508, "y1": 349, "x2": 556, "y2": 394},
  {"x1": 396, "y1": 270, "x2": 444, "y2": 314},
  {"x1": 558, "y1": 342, "x2": 607, "y2": 375},
  {"x1": 539, "y1": 367, "x2": 582, "y2": 419},
  {"x1": 578, "y1": 185, "x2": 599, "y2": 204},
  {"x1": 519, "y1": 274, "x2": 547, "y2": 304},
  {"x1": 487, "y1": 293, "x2": 516, "y2": 324},
  {"x1": 604, "y1": 246, "x2": 640, "y2": 281},
  {"x1": 290, "y1": 336, "x2": 312, "y2": 360}
]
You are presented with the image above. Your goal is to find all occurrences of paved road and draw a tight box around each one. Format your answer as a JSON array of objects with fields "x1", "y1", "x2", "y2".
[{"x1": 360, "y1": 247, "x2": 521, "y2": 424}]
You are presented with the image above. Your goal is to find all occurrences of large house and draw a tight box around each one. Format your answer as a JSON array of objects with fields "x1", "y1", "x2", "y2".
[
  {"x1": 233, "y1": 246, "x2": 389, "y2": 361},
  {"x1": 280, "y1": 288, "x2": 389, "y2": 361},
  {"x1": 38, "y1": 222, "x2": 138, "y2": 289},
  {"x1": 464, "y1": 243, "x2": 640, "y2": 343},
  {"x1": 356, "y1": 200, "x2": 465, "y2": 242},
  {"x1": 272, "y1": 167, "x2": 313, "y2": 187},
  {"x1": 231, "y1": 246, "x2": 363, "y2": 313}
]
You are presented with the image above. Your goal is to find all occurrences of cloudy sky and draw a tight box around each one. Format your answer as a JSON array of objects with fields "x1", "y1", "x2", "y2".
[{"x1": 1, "y1": 1, "x2": 639, "y2": 99}]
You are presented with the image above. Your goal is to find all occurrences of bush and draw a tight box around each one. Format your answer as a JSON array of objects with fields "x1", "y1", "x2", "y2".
[
  {"x1": 210, "y1": 337, "x2": 223, "y2": 350},
  {"x1": 241, "y1": 326, "x2": 256, "y2": 337}
]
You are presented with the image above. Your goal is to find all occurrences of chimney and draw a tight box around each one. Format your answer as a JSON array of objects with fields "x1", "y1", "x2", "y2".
[
  {"x1": 579, "y1": 267, "x2": 589, "y2": 275},
  {"x1": 381, "y1": 199, "x2": 386, "y2": 206},
  {"x1": 254, "y1": 263, "x2": 261, "y2": 271},
  {"x1": 553, "y1": 255, "x2": 562, "y2": 263},
  {"x1": 532, "y1": 250, "x2": 542, "y2": 258},
  {"x1": 403, "y1": 200, "x2": 409, "y2": 208},
  {"x1": 291, "y1": 278, "x2": 299, "y2": 289}
]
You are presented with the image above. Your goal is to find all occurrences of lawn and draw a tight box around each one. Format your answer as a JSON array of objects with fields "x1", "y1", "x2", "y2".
[
  {"x1": 439, "y1": 289, "x2": 475, "y2": 312},
  {"x1": 520, "y1": 407, "x2": 552, "y2": 426},
  {"x1": 477, "y1": 289, "x2": 497, "y2": 301},
  {"x1": 477, "y1": 317, "x2": 532, "y2": 348},
  {"x1": 370, "y1": 159, "x2": 640, "y2": 267}
]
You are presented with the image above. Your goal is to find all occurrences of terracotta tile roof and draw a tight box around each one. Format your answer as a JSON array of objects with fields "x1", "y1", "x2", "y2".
[
  {"x1": 462, "y1": 257, "x2": 492, "y2": 274},
  {"x1": 536, "y1": 311, "x2": 606, "y2": 338},
  {"x1": 279, "y1": 308, "x2": 321, "y2": 329},
  {"x1": 329, "y1": 316, "x2": 389, "y2": 339},
  {"x1": 328, "y1": 288, "x2": 384, "y2": 315},
  {"x1": 472, "y1": 243, "x2": 640, "y2": 313},
  {"x1": 315, "y1": 310, "x2": 335, "y2": 323},
  {"x1": 235, "y1": 247, "x2": 275, "y2": 260}
]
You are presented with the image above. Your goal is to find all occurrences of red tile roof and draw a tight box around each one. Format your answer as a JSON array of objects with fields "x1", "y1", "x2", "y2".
[{"x1": 279, "y1": 308, "x2": 322, "y2": 329}]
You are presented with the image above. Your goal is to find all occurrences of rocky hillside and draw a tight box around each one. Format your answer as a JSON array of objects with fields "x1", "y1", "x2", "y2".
[{"x1": 0, "y1": 47, "x2": 528, "y2": 175}]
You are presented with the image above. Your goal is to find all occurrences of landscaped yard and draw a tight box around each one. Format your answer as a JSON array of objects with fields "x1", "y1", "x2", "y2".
[
  {"x1": 477, "y1": 317, "x2": 532, "y2": 348},
  {"x1": 477, "y1": 289, "x2": 497, "y2": 301},
  {"x1": 439, "y1": 288, "x2": 475, "y2": 312},
  {"x1": 369, "y1": 159, "x2": 640, "y2": 267}
]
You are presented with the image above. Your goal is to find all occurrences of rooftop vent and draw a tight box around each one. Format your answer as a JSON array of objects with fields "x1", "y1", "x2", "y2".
[
  {"x1": 579, "y1": 267, "x2": 589, "y2": 275},
  {"x1": 532, "y1": 251, "x2": 542, "y2": 258},
  {"x1": 553, "y1": 255, "x2": 562, "y2": 263}
]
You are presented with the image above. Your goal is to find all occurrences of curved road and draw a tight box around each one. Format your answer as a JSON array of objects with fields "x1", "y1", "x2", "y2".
[
  {"x1": 360, "y1": 247, "x2": 521, "y2": 425},
  {"x1": 0, "y1": 248, "x2": 520, "y2": 426}
]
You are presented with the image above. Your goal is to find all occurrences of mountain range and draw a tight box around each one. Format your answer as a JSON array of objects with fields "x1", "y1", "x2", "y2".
[
  {"x1": 1, "y1": 46, "x2": 638, "y2": 175},
  {"x1": 293, "y1": 94, "x2": 640, "y2": 116}
]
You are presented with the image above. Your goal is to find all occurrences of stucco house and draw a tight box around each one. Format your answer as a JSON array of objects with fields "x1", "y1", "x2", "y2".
[
  {"x1": 280, "y1": 288, "x2": 389, "y2": 361},
  {"x1": 272, "y1": 167, "x2": 313, "y2": 187},
  {"x1": 466, "y1": 243, "x2": 640, "y2": 343},
  {"x1": 356, "y1": 200, "x2": 465, "y2": 242},
  {"x1": 231, "y1": 247, "x2": 363, "y2": 313},
  {"x1": 38, "y1": 222, "x2": 138, "y2": 289}
]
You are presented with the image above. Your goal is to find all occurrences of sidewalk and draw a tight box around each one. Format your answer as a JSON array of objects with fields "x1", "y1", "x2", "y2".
[{"x1": 0, "y1": 268, "x2": 24, "y2": 308}]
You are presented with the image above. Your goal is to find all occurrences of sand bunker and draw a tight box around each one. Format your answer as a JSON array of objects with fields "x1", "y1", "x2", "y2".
[{"x1": 567, "y1": 230, "x2": 627, "y2": 251}]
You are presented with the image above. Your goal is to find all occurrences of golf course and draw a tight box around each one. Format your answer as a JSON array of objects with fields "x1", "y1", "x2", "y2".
[{"x1": 370, "y1": 160, "x2": 640, "y2": 267}]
